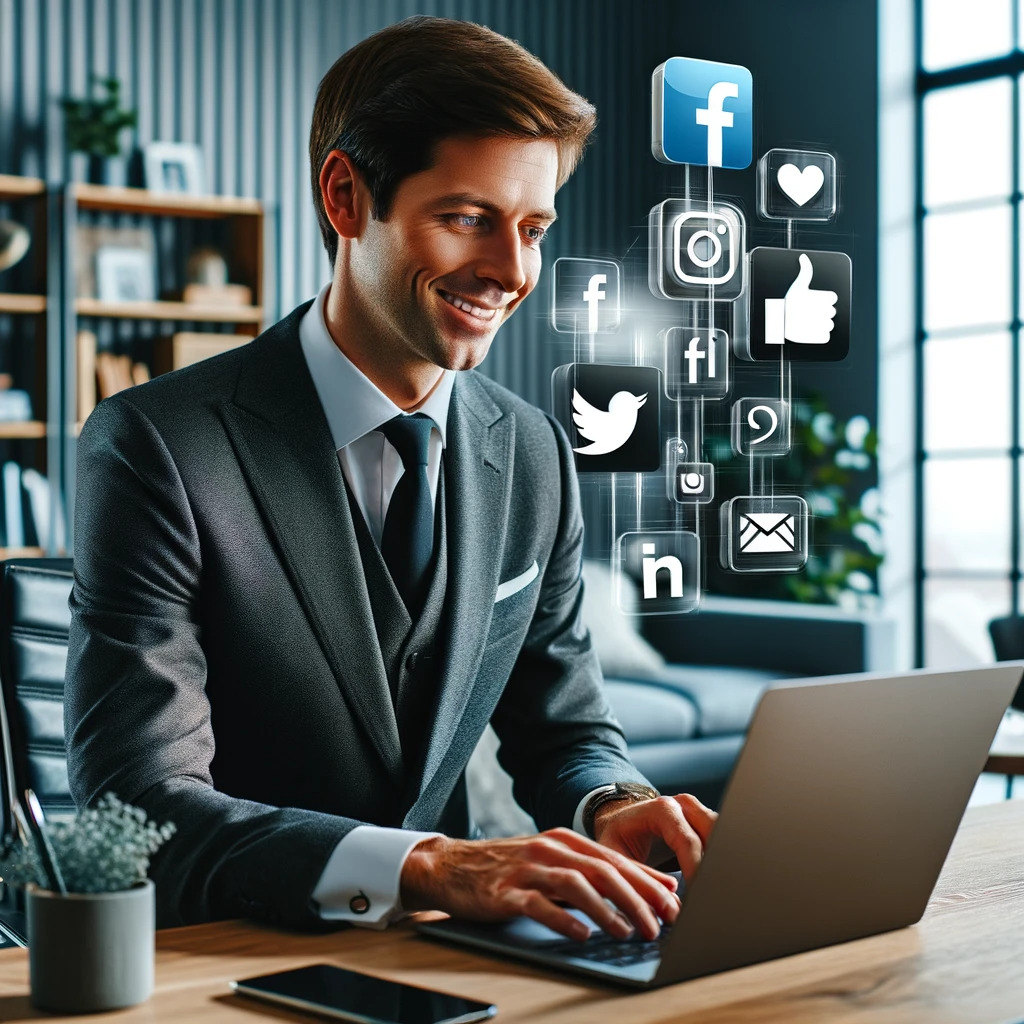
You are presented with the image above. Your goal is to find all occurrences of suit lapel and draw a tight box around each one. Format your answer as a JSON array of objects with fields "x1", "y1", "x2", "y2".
[
  {"x1": 414, "y1": 373, "x2": 514, "y2": 806},
  {"x1": 218, "y1": 306, "x2": 404, "y2": 784}
]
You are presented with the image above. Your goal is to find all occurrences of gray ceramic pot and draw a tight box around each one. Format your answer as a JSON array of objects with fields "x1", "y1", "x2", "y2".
[{"x1": 27, "y1": 878, "x2": 154, "y2": 1013}]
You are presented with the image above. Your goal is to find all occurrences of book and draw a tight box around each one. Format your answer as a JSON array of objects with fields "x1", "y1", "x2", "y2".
[
  {"x1": 3, "y1": 462, "x2": 24, "y2": 549},
  {"x1": 22, "y1": 469, "x2": 66, "y2": 552},
  {"x1": 77, "y1": 331, "x2": 97, "y2": 422}
]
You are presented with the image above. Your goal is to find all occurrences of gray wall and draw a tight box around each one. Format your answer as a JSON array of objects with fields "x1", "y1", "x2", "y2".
[{"x1": 0, "y1": 0, "x2": 880, "y2": 565}]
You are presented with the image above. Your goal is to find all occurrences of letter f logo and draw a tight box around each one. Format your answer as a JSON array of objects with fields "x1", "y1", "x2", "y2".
[
  {"x1": 582, "y1": 274, "x2": 607, "y2": 334},
  {"x1": 696, "y1": 82, "x2": 740, "y2": 168}
]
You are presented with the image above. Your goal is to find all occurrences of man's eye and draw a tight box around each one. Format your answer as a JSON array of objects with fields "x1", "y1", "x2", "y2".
[
  {"x1": 449, "y1": 214, "x2": 484, "y2": 229},
  {"x1": 523, "y1": 226, "x2": 547, "y2": 244}
]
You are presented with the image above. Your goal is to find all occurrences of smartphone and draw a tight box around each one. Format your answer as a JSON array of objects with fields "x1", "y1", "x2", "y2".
[{"x1": 229, "y1": 963, "x2": 497, "y2": 1024}]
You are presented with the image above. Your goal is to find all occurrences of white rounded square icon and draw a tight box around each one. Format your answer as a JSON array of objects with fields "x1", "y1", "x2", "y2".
[
  {"x1": 758, "y1": 149, "x2": 837, "y2": 222},
  {"x1": 731, "y1": 398, "x2": 791, "y2": 456},
  {"x1": 551, "y1": 257, "x2": 621, "y2": 334},
  {"x1": 648, "y1": 199, "x2": 746, "y2": 302},
  {"x1": 615, "y1": 530, "x2": 701, "y2": 615},
  {"x1": 720, "y1": 495, "x2": 808, "y2": 573}
]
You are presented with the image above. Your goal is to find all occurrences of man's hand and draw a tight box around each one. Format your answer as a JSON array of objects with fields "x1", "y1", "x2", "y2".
[
  {"x1": 400, "y1": 828, "x2": 681, "y2": 942},
  {"x1": 592, "y1": 794, "x2": 717, "y2": 879}
]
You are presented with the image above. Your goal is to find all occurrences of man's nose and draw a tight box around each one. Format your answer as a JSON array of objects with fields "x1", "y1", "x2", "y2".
[{"x1": 476, "y1": 225, "x2": 528, "y2": 297}]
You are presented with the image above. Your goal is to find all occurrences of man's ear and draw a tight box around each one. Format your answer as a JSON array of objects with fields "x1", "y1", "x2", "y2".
[{"x1": 319, "y1": 150, "x2": 368, "y2": 241}]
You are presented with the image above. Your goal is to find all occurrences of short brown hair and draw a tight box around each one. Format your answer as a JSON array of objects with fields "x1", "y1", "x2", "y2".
[{"x1": 309, "y1": 16, "x2": 597, "y2": 265}]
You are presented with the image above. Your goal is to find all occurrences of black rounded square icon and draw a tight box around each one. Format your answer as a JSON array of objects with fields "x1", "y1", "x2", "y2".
[
  {"x1": 748, "y1": 247, "x2": 852, "y2": 362},
  {"x1": 551, "y1": 363, "x2": 662, "y2": 473}
]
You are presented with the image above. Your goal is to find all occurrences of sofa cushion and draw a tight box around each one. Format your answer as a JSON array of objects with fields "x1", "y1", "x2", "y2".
[
  {"x1": 603, "y1": 680, "x2": 698, "y2": 744},
  {"x1": 581, "y1": 559, "x2": 666, "y2": 678},
  {"x1": 623, "y1": 664, "x2": 789, "y2": 737}
]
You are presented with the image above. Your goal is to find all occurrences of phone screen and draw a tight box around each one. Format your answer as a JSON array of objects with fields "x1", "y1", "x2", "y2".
[{"x1": 231, "y1": 963, "x2": 497, "y2": 1024}]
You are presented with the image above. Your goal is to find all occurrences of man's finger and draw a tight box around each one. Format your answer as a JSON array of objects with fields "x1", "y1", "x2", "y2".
[
  {"x1": 673, "y1": 793, "x2": 717, "y2": 846},
  {"x1": 548, "y1": 826, "x2": 679, "y2": 890},
  {"x1": 532, "y1": 865, "x2": 647, "y2": 940},
  {"x1": 507, "y1": 887, "x2": 591, "y2": 942},
  {"x1": 647, "y1": 799, "x2": 704, "y2": 880},
  {"x1": 554, "y1": 853, "x2": 670, "y2": 939}
]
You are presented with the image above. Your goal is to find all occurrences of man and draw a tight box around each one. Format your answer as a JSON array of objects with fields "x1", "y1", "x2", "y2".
[{"x1": 65, "y1": 16, "x2": 714, "y2": 944}]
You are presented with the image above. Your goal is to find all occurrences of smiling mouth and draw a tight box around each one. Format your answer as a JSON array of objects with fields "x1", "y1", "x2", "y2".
[{"x1": 438, "y1": 289, "x2": 500, "y2": 322}]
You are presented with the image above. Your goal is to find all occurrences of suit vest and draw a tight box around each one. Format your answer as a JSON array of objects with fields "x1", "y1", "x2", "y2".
[{"x1": 342, "y1": 469, "x2": 449, "y2": 802}]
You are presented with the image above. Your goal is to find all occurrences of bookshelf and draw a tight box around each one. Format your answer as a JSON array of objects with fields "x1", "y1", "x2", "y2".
[
  {"x1": 0, "y1": 174, "x2": 56, "y2": 558},
  {"x1": 64, "y1": 183, "x2": 265, "y2": 551}
]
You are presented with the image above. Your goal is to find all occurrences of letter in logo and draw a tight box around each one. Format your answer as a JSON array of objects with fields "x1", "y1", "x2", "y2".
[
  {"x1": 641, "y1": 542, "x2": 684, "y2": 599},
  {"x1": 581, "y1": 274, "x2": 607, "y2": 335},
  {"x1": 732, "y1": 398, "x2": 791, "y2": 456},
  {"x1": 684, "y1": 334, "x2": 717, "y2": 384},
  {"x1": 695, "y1": 81, "x2": 740, "y2": 168},
  {"x1": 748, "y1": 404, "x2": 778, "y2": 445}
]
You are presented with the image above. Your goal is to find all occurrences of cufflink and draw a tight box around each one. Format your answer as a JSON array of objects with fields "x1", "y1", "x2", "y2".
[{"x1": 349, "y1": 891, "x2": 370, "y2": 915}]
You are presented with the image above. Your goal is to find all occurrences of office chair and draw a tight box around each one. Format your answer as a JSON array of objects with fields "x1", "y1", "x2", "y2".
[
  {"x1": 0, "y1": 558, "x2": 76, "y2": 838},
  {"x1": 987, "y1": 615, "x2": 1024, "y2": 711}
]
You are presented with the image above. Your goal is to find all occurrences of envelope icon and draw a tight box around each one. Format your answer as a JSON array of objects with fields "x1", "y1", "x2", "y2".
[{"x1": 739, "y1": 512, "x2": 796, "y2": 553}]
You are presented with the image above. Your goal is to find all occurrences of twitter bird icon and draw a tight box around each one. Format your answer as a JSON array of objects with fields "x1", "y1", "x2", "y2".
[
  {"x1": 572, "y1": 389, "x2": 648, "y2": 455},
  {"x1": 551, "y1": 363, "x2": 662, "y2": 472}
]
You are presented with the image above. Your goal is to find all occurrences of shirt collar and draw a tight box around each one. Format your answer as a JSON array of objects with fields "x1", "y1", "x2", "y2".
[{"x1": 299, "y1": 284, "x2": 455, "y2": 451}]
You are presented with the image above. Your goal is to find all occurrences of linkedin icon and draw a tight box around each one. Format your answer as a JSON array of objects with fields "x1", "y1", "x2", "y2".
[{"x1": 615, "y1": 531, "x2": 701, "y2": 615}]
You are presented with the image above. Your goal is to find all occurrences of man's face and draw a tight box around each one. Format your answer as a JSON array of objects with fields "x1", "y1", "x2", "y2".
[{"x1": 350, "y1": 135, "x2": 558, "y2": 372}]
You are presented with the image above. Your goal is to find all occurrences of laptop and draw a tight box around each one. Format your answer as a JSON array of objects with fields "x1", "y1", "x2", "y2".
[{"x1": 417, "y1": 664, "x2": 1023, "y2": 988}]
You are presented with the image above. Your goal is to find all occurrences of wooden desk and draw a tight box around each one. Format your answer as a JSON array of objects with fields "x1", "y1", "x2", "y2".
[{"x1": 0, "y1": 801, "x2": 1021, "y2": 1023}]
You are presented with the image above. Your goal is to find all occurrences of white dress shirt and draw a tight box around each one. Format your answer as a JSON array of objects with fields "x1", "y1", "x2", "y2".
[{"x1": 299, "y1": 285, "x2": 610, "y2": 929}]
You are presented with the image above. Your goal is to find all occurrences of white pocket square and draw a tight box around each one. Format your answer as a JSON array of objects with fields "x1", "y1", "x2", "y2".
[{"x1": 494, "y1": 560, "x2": 539, "y2": 603}]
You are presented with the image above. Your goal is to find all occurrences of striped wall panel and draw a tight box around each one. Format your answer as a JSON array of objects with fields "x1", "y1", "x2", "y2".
[{"x1": 0, "y1": 0, "x2": 673, "y2": 410}]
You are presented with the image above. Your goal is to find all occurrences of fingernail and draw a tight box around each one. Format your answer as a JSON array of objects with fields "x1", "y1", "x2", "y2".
[
  {"x1": 613, "y1": 913, "x2": 634, "y2": 938},
  {"x1": 573, "y1": 922, "x2": 590, "y2": 942}
]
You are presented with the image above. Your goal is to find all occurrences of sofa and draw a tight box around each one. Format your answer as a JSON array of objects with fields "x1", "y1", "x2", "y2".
[{"x1": 467, "y1": 560, "x2": 897, "y2": 836}]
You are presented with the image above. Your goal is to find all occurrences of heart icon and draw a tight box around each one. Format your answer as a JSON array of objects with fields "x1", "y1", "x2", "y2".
[{"x1": 777, "y1": 164, "x2": 825, "y2": 207}]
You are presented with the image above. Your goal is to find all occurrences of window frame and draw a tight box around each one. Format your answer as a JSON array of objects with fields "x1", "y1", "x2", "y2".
[{"x1": 915, "y1": 1, "x2": 1023, "y2": 663}]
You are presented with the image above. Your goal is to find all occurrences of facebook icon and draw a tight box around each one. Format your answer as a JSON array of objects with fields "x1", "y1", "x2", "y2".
[{"x1": 652, "y1": 56, "x2": 753, "y2": 169}]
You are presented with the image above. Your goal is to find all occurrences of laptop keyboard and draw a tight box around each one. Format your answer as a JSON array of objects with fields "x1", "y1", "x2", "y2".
[{"x1": 547, "y1": 926, "x2": 669, "y2": 967}]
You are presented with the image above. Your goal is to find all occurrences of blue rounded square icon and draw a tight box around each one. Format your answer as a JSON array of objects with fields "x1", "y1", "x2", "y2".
[{"x1": 652, "y1": 57, "x2": 753, "y2": 169}]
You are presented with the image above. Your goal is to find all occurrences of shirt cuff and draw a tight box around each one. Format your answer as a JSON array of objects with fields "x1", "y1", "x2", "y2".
[
  {"x1": 573, "y1": 785, "x2": 618, "y2": 837},
  {"x1": 311, "y1": 825, "x2": 442, "y2": 929}
]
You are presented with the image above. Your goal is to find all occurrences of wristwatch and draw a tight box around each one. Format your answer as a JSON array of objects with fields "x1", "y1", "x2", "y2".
[{"x1": 582, "y1": 782, "x2": 659, "y2": 838}]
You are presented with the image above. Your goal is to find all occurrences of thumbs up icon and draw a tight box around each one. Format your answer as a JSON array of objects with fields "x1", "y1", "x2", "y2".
[
  {"x1": 749, "y1": 246, "x2": 852, "y2": 362},
  {"x1": 765, "y1": 253, "x2": 838, "y2": 346}
]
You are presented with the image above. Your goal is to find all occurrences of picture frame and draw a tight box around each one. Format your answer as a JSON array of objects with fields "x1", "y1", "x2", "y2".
[
  {"x1": 143, "y1": 141, "x2": 205, "y2": 195},
  {"x1": 95, "y1": 246, "x2": 156, "y2": 303}
]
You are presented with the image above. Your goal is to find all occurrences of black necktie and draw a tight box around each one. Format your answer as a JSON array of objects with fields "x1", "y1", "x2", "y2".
[{"x1": 379, "y1": 414, "x2": 435, "y2": 617}]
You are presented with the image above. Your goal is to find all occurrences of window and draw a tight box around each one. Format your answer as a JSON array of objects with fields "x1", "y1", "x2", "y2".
[{"x1": 917, "y1": 0, "x2": 1020, "y2": 664}]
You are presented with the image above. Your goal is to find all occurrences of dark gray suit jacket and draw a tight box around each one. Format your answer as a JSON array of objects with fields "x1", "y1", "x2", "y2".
[{"x1": 64, "y1": 302, "x2": 651, "y2": 929}]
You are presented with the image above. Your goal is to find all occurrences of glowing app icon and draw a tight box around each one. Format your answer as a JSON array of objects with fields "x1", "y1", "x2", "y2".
[
  {"x1": 663, "y1": 327, "x2": 730, "y2": 399},
  {"x1": 748, "y1": 247, "x2": 852, "y2": 362},
  {"x1": 551, "y1": 363, "x2": 662, "y2": 473},
  {"x1": 652, "y1": 57, "x2": 753, "y2": 168},
  {"x1": 674, "y1": 463, "x2": 715, "y2": 504},
  {"x1": 551, "y1": 257, "x2": 621, "y2": 334},
  {"x1": 648, "y1": 199, "x2": 746, "y2": 302},
  {"x1": 615, "y1": 530, "x2": 701, "y2": 614},
  {"x1": 758, "y1": 149, "x2": 837, "y2": 221},
  {"x1": 731, "y1": 398, "x2": 790, "y2": 456},
  {"x1": 720, "y1": 495, "x2": 808, "y2": 572}
]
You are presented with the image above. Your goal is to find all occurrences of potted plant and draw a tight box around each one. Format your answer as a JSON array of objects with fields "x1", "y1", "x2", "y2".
[
  {"x1": 60, "y1": 75, "x2": 138, "y2": 185},
  {"x1": 0, "y1": 791, "x2": 175, "y2": 1012}
]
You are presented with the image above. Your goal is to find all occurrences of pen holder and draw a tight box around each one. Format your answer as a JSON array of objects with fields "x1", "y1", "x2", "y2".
[{"x1": 26, "y1": 878, "x2": 155, "y2": 1013}]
